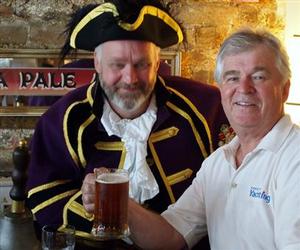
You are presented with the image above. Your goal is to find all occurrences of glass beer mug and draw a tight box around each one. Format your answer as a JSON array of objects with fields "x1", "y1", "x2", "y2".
[{"x1": 91, "y1": 168, "x2": 130, "y2": 240}]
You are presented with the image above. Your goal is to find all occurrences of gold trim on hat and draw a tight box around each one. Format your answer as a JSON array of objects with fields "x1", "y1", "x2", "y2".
[
  {"x1": 70, "y1": 3, "x2": 119, "y2": 48},
  {"x1": 70, "y1": 3, "x2": 183, "y2": 49},
  {"x1": 118, "y1": 5, "x2": 183, "y2": 44}
]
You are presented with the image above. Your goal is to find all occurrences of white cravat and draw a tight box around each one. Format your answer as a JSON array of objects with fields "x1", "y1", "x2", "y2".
[{"x1": 100, "y1": 95, "x2": 159, "y2": 203}]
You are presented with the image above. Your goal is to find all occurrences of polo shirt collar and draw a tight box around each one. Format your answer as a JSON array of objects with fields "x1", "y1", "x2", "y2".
[{"x1": 222, "y1": 114, "x2": 293, "y2": 167}]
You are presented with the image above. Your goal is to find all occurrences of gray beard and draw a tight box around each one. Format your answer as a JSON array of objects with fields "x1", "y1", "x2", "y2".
[{"x1": 99, "y1": 77, "x2": 155, "y2": 112}]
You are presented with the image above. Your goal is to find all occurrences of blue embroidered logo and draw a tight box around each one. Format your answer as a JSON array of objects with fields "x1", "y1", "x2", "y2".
[{"x1": 249, "y1": 186, "x2": 271, "y2": 204}]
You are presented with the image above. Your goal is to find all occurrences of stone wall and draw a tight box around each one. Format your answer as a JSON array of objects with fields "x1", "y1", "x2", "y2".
[
  {"x1": 0, "y1": 0, "x2": 284, "y2": 83},
  {"x1": 0, "y1": 0, "x2": 286, "y2": 172}
]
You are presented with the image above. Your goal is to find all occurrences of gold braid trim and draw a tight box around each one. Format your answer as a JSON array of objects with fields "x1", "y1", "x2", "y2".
[
  {"x1": 167, "y1": 168, "x2": 193, "y2": 186},
  {"x1": 167, "y1": 86, "x2": 213, "y2": 154},
  {"x1": 31, "y1": 189, "x2": 78, "y2": 214},
  {"x1": 63, "y1": 191, "x2": 94, "y2": 226},
  {"x1": 94, "y1": 141, "x2": 126, "y2": 169},
  {"x1": 148, "y1": 127, "x2": 179, "y2": 203},
  {"x1": 27, "y1": 180, "x2": 72, "y2": 198},
  {"x1": 78, "y1": 114, "x2": 96, "y2": 167},
  {"x1": 63, "y1": 98, "x2": 90, "y2": 167},
  {"x1": 166, "y1": 101, "x2": 208, "y2": 158}
]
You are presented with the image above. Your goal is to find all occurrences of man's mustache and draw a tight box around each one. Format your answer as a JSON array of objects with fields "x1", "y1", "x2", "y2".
[{"x1": 116, "y1": 82, "x2": 141, "y2": 90}]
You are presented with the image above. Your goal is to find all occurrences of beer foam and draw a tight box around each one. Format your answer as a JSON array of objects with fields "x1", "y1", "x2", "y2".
[{"x1": 96, "y1": 173, "x2": 128, "y2": 184}]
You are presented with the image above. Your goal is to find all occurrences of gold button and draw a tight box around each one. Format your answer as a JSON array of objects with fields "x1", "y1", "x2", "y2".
[
  {"x1": 85, "y1": 212, "x2": 93, "y2": 219},
  {"x1": 168, "y1": 129, "x2": 175, "y2": 136},
  {"x1": 146, "y1": 158, "x2": 154, "y2": 167},
  {"x1": 231, "y1": 183, "x2": 237, "y2": 188}
]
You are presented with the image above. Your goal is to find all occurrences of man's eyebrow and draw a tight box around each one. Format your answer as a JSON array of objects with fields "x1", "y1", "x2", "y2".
[
  {"x1": 223, "y1": 70, "x2": 240, "y2": 78},
  {"x1": 222, "y1": 67, "x2": 270, "y2": 78},
  {"x1": 252, "y1": 66, "x2": 269, "y2": 74}
]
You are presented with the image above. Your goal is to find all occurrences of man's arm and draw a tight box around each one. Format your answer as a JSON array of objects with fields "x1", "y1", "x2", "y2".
[
  {"x1": 81, "y1": 174, "x2": 187, "y2": 249},
  {"x1": 128, "y1": 199, "x2": 187, "y2": 250},
  {"x1": 26, "y1": 103, "x2": 83, "y2": 230}
]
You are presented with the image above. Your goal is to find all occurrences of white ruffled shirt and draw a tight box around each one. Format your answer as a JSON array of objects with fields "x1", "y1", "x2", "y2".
[{"x1": 100, "y1": 95, "x2": 159, "y2": 203}]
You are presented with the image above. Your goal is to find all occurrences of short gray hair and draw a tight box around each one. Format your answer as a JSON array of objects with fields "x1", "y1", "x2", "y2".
[
  {"x1": 214, "y1": 28, "x2": 291, "y2": 84},
  {"x1": 94, "y1": 43, "x2": 103, "y2": 61}
]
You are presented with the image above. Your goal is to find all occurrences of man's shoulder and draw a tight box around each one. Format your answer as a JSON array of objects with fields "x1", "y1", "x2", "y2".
[
  {"x1": 162, "y1": 75, "x2": 220, "y2": 96},
  {"x1": 41, "y1": 84, "x2": 92, "y2": 120},
  {"x1": 161, "y1": 75, "x2": 221, "y2": 106}
]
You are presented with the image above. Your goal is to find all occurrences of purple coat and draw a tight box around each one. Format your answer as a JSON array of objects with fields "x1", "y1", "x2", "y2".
[{"x1": 26, "y1": 75, "x2": 230, "y2": 242}]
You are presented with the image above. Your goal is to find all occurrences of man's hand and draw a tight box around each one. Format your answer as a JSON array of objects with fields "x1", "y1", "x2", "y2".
[
  {"x1": 81, "y1": 167, "x2": 109, "y2": 213},
  {"x1": 81, "y1": 172, "x2": 96, "y2": 214}
]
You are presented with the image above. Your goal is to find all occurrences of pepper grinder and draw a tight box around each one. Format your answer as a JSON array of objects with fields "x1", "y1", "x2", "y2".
[{"x1": 0, "y1": 139, "x2": 40, "y2": 250}]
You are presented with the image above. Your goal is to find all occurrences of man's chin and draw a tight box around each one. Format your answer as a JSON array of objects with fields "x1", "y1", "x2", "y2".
[{"x1": 112, "y1": 98, "x2": 142, "y2": 112}]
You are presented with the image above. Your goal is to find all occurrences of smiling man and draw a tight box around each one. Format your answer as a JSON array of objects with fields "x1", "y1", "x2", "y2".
[
  {"x1": 26, "y1": 1, "x2": 229, "y2": 248},
  {"x1": 94, "y1": 40, "x2": 160, "y2": 119},
  {"x1": 126, "y1": 28, "x2": 300, "y2": 250},
  {"x1": 216, "y1": 34, "x2": 291, "y2": 166}
]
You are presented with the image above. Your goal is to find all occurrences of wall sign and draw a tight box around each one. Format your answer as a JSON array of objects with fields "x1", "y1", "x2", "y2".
[{"x1": 0, "y1": 67, "x2": 96, "y2": 95}]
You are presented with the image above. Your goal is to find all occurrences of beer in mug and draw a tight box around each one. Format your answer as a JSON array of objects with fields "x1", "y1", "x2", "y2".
[{"x1": 91, "y1": 168, "x2": 129, "y2": 239}]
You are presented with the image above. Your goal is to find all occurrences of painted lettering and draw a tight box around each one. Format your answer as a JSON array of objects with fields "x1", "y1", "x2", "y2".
[
  {"x1": 18, "y1": 71, "x2": 77, "y2": 89},
  {"x1": 19, "y1": 72, "x2": 34, "y2": 88},
  {"x1": 0, "y1": 73, "x2": 8, "y2": 88},
  {"x1": 62, "y1": 72, "x2": 76, "y2": 88}
]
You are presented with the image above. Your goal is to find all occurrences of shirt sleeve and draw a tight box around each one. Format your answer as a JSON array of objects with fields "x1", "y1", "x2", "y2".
[
  {"x1": 275, "y1": 157, "x2": 300, "y2": 250},
  {"x1": 162, "y1": 167, "x2": 207, "y2": 249}
]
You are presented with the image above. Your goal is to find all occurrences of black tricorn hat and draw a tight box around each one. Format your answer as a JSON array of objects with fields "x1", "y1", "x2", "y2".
[{"x1": 67, "y1": 0, "x2": 183, "y2": 52}]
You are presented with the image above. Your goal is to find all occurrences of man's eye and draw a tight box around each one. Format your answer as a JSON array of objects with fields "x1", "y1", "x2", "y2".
[
  {"x1": 135, "y1": 62, "x2": 150, "y2": 70},
  {"x1": 224, "y1": 76, "x2": 239, "y2": 83},
  {"x1": 252, "y1": 74, "x2": 265, "y2": 82},
  {"x1": 110, "y1": 63, "x2": 124, "y2": 69}
]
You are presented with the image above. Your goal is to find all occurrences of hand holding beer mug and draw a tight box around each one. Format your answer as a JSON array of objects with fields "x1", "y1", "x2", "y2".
[{"x1": 91, "y1": 168, "x2": 130, "y2": 240}]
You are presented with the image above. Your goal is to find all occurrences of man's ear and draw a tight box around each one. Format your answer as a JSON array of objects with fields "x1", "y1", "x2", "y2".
[
  {"x1": 283, "y1": 79, "x2": 290, "y2": 103},
  {"x1": 155, "y1": 55, "x2": 161, "y2": 72},
  {"x1": 94, "y1": 51, "x2": 101, "y2": 74}
]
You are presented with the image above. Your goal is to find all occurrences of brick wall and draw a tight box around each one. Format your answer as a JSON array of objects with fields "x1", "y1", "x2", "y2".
[{"x1": 0, "y1": 0, "x2": 284, "y2": 83}]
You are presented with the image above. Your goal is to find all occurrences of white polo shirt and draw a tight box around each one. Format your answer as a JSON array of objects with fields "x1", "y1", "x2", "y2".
[{"x1": 162, "y1": 115, "x2": 300, "y2": 250}]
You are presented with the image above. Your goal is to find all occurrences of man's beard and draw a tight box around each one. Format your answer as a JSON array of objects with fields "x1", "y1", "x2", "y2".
[{"x1": 99, "y1": 76, "x2": 155, "y2": 111}]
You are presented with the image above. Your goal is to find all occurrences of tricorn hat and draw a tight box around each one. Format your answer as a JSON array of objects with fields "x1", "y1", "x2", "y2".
[{"x1": 64, "y1": 0, "x2": 183, "y2": 53}]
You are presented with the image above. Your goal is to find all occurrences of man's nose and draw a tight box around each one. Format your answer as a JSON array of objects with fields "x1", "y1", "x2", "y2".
[
  {"x1": 238, "y1": 76, "x2": 255, "y2": 93},
  {"x1": 123, "y1": 65, "x2": 138, "y2": 84}
]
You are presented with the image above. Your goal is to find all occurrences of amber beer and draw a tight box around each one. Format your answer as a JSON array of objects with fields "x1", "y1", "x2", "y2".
[{"x1": 92, "y1": 169, "x2": 129, "y2": 239}]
